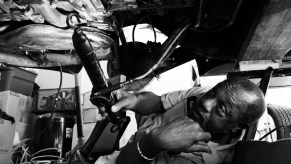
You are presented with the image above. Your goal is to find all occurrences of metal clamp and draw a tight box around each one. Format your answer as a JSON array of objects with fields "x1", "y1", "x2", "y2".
[
  {"x1": 0, "y1": 108, "x2": 15, "y2": 124},
  {"x1": 66, "y1": 13, "x2": 83, "y2": 29}
]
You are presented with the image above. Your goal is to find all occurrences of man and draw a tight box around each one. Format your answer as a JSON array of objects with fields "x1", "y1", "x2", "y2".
[{"x1": 98, "y1": 77, "x2": 266, "y2": 164}]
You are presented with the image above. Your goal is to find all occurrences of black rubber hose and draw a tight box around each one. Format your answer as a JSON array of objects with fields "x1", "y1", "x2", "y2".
[{"x1": 72, "y1": 27, "x2": 108, "y2": 91}]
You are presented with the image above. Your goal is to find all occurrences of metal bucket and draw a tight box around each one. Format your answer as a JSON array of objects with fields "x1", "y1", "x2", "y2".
[{"x1": 34, "y1": 113, "x2": 75, "y2": 159}]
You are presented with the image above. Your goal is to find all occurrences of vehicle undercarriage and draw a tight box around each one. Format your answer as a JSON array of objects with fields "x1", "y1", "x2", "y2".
[
  {"x1": 1, "y1": 0, "x2": 288, "y2": 77},
  {"x1": 1, "y1": 0, "x2": 291, "y2": 163}
]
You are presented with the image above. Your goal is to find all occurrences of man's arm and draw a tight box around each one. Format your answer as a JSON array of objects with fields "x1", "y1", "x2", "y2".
[
  {"x1": 110, "y1": 87, "x2": 211, "y2": 115},
  {"x1": 116, "y1": 117, "x2": 211, "y2": 164},
  {"x1": 161, "y1": 87, "x2": 211, "y2": 110},
  {"x1": 111, "y1": 89, "x2": 165, "y2": 115},
  {"x1": 116, "y1": 140, "x2": 198, "y2": 164}
]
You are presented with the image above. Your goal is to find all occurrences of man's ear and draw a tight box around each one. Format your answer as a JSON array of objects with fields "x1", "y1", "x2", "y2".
[
  {"x1": 230, "y1": 123, "x2": 250, "y2": 134},
  {"x1": 231, "y1": 127, "x2": 242, "y2": 133},
  {"x1": 230, "y1": 122, "x2": 245, "y2": 133},
  {"x1": 240, "y1": 123, "x2": 251, "y2": 129}
]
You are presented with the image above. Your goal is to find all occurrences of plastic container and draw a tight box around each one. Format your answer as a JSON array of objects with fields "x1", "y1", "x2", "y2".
[{"x1": 0, "y1": 66, "x2": 37, "y2": 96}]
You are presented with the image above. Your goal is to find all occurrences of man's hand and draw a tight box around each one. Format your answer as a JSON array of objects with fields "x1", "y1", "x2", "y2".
[
  {"x1": 111, "y1": 89, "x2": 139, "y2": 113},
  {"x1": 99, "y1": 89, "x2": 164, "y2": 116},
  {"x1": 97, "y1": 89, "x2": 138, "y2": 118},
  {"x1": 140, "y1": 116, "x2": 212, "y2": 157}
]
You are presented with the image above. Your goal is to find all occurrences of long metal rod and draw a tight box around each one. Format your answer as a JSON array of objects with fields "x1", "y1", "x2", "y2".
[
  {"x1": 75, "y1": 74, "x2": 84, "y2": 139},
  {"x1": 79, "y1": 119, "x2": 109, "y2": 162},
  {"x1": 259, "y1": 67, "x2": 274, "y2": 96}
]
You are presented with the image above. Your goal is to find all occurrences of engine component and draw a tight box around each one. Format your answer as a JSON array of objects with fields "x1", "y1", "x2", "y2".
[
  {"x1": 72, "y1": 26, "x2": 126, "y2": 124},
  {"x1": 30, "y1": 0, "x2": 68, "y2": 27}
]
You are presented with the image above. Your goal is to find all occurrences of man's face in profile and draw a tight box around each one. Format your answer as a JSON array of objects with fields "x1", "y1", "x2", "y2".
[{"x1": 191, "y1": 87, "x2": 248, "y2": 134}]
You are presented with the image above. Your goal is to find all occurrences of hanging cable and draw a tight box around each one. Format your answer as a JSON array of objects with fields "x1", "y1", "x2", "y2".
[
  {"x1": 47, "y1": 62, "x2": 63, "y2": 120},
  {"x1": 31, "y1": 148, "x2": 61, "y2": 157},
  {"x1": 259, "y1": 123, "x2": 291, "y2": 141},
  {"x1": 30, "y1": 155, "x2": 62, "y2": 162},
  {"x1": 132, "y1": 15, "x2": 157, "y2": 47},
  {"x1": 147, "y1": 16, "x2": 157, "y2": 43},
  {"x1": 12, "y1": 138, "x2": 32, "y2": 154},
  {"x1": 35, "y1": 63, "x2": 63, "y2": 149}
]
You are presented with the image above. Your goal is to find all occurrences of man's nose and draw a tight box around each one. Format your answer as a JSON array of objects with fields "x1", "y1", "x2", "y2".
[{"x1": 202, "y1": 99, "x2": 216, "y2": 113}]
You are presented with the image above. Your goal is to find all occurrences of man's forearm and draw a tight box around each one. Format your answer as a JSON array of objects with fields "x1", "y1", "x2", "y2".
[
  {"x1": 116, "y1": 140, "x2": 147, "y2": 164},
  {"x1": 116, "y1": 131, "x2": 163, "y2": 164},
  {"x1": 135, "y1": 92, "x2": 165, "y2": 115}
]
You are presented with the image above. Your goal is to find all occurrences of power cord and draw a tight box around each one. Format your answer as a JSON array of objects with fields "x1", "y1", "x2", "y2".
[
  {"x1": 34, "y1": 63, "x2": 63, "y2": 153},
  {"x1": 132, "y1": 15, "x2": 157, "y2": 47},
  {"x1": 11, "y1": 139, "x2": 32, "y2": 164},
  {"x1": 46, "y1": 63, "x2": 63, "y2": 124}
]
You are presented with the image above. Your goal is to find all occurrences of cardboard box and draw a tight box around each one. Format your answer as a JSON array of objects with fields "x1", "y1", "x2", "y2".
[
  {"x1": 0, "y1": 91, "x2": 19, "y2": 164},
  {"x1": 0, "y1": 91, "x2": 34, "y2": 164},
  {"x1": 16, "y1": 94, "x2": 33, "y2": 124},
  {"x1": 83, "y1": 108, "x2": 103, "y2": 124},
  {"x1": 82, "y1": 91, "x2": 96, "y2": 109}
]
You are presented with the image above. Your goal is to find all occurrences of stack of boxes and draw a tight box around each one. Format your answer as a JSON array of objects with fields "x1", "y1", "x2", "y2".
[{"x1": 0, "y1": 66, "x2": 37, "y2": 164}]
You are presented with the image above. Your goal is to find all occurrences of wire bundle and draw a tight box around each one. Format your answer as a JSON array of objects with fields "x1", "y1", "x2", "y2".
[{"x1": 11, "y1": 144, "x2": 63, "y2": 164}]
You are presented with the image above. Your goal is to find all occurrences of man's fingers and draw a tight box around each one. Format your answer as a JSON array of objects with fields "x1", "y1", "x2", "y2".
[
  {"x1": 196, "y1": 131, "x2": 211, "y2": 141},
  {"x1": 111, "y1": 98, "x2": 129, "y2": 112},
  {"x1": 113, "y1": 89, "x2": 122, "y2": 100},
  {"x1": 185, "y1": 143, "x2": 212, "y2": 154},
  {"x1": 98, "y1": 106, "x2": 106, "y2": 116},
  {"x1": 111, "y1": 105, "x2": 119, "y2": 113},
  {"x1": 114, "y1": 89, "x2": 130, "y2": 100},
  {"x1": 119, "y1": 89, "x2": 131, "y2": 96}
]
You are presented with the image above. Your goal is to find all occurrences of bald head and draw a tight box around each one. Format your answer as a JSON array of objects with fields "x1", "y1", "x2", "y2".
[{"x1": 210, "y1": 77, "x2": 266, "y2": 129}]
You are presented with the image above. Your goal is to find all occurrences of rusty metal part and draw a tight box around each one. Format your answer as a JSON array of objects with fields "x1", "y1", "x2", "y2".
[
  {"x1": 67, "y1": 13, "x2": 83, "y2": 29},
  {"x1": 35, "y1": 52, "x2": 82, "y2": 65},
  {"x1": 109, "y1": 0, "x2": 194, "y2": 11},
  {"x1": 0, "y1": 52, "x2": 39, "y2": 67},
  {"x1": 0, "y1": 24, "x2": 114, "y2": 52},
  {"x1": 21, "y1": 5, "x2": 45, "y2": 23},
  {"x1": 69, "y1": 0, "x2": 105, "y2": 21},
  {"x1": 0, "y1": 0, "x2": 44, "y2": 22},
  {"x1": 54, "y1": 1, "x2": 75, "y2": 11},
  {"x1": 0, "y1": 24, "x2": 113, "y2": 68},
  {"x1": 12, "y1": 0, "x2": 43, "y2": 5},
  {"x1": 0, "y1": 0, "x2": 10, "y2": 13},
  {"x1": 90, "y1": 0, "x2": 105, "y2": 11},
  {"x1": 30, "y1": 0, "x2": 68, "y2": 27},
  {"x1": 0, "y1": 51, "x2": 81, "y2": 67},
  {"x1": 9, "y1": 0, "x2": 106, "y2": 25},
  {"x1": 0, "y1": 48, "x2": 111, "y2": 64}
]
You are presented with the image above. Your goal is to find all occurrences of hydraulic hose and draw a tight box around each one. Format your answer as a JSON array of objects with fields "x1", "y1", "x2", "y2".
[{"x1": 72, "y1": 27, "x2": 108, "y2": 91}]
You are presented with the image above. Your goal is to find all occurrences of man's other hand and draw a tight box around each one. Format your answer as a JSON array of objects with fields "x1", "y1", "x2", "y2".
[{"x1": 150, "y1": 116, "x2": 212, "y2": 153}]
